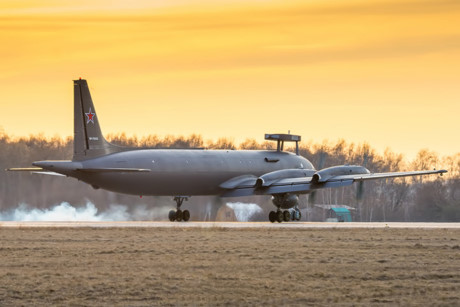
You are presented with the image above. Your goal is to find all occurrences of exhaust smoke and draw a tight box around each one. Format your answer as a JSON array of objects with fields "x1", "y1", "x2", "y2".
[
  {"x1": 0, "y1": 202, "x2": 171, "y2": 221},
  {"x1": 226, "y1": 202, "x2": 262, "y2": 222},
  {"x1": 0, "y1": 201, "x2": 263, "y2": 222}
]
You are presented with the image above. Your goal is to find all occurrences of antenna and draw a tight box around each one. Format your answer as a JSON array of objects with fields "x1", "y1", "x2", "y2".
[{"x1": 264, "y1": 133, "x2": 301, "y2": 155}]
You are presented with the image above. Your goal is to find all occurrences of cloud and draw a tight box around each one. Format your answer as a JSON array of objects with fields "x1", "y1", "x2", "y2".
[
  {"x1": 2, "y1": 0, "x2": 459, "y2": 75},
  {"x1": 308, "y1": 0, "x2": 460, "y2": 16}
]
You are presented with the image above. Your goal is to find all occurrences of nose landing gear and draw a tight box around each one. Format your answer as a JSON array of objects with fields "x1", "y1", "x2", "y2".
[{"x1": 169, "y1": 196, "x2": 190, "y2": 222}]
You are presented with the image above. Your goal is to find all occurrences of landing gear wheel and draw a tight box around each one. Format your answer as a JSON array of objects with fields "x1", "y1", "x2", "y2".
[
  {"x1": 276, "y1": 211, "x2": 283, "y2": 223},
  {"x1": 269, "y1": 211, "x2": 276, "y2": 223},
  {"x1": 293, "y1": 210, "x2": 301, "y2": 221},
  {"x1": 283, "y1": 210, "x2": 291, "y2": 222},
  {"x1": 171, "y1": 197, "x2": 189, "y2": 222},
  {"x1": 176, "y1": 209, "x2": 183, "y2": 222},
  {"x1": 168, "y1": 210, "x2": 176, "y2": 222},
  {"x1": 183, "y1": 210, "x2": 190, "y2": 222}
]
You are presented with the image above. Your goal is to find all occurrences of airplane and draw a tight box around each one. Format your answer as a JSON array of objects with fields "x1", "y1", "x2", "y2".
[{"x1": 8, "y1": 79, "x2": 447, "y2": 222}]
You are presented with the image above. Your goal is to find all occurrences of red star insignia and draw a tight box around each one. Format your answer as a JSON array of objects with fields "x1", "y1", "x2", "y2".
[{"x1": 85, "y1": 107, "x2": 95, "y2": 124}]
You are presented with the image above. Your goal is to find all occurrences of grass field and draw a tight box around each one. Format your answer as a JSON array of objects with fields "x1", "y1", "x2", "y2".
[{"x1": 1, "y1": 227, "x2": 459, "y2": 306}]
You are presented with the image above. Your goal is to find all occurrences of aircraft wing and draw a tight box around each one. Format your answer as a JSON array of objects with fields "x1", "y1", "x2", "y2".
[
  {"x1": 324, "y1": 169, "x2": 446, "y2": 182},
  {"x1": 221, "y1": 169, "x2": 447, "y2": 197}
]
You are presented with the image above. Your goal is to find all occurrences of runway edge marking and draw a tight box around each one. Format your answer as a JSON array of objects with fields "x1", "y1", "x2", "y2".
[{"x1": 1, "y1": 222, "x2": 460, "y2": 229}]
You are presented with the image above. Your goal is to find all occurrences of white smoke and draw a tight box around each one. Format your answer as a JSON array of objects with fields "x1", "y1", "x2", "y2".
[
  {"x1": 0, "y1": 202, "x2": 171, "y2": 222},
  {"x1": 0, "y1": 201, "x2": 263, "y2": 222},
  {"x1": 226, "y1": 202, "x2": 262, "y2": 222}
]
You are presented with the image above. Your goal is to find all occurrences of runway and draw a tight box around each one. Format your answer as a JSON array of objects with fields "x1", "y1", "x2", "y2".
[{"x1": 1, "y1": 221, "x2": 460, "y2": 228}]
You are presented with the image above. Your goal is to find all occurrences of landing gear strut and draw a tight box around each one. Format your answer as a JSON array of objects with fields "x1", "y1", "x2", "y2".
[{"x1": 169, "y1": 196, "x2": 190, "y2": 222}]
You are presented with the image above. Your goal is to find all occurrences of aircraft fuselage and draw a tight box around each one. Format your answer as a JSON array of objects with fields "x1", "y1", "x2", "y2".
[{"x1": 39, "y1": 149, "x2": 313, "y2": 196}]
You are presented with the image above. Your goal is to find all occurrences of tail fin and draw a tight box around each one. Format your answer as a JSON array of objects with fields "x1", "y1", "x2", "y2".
[{"x1": 73, "y1": 79, "x2": 122, "y2": 161}]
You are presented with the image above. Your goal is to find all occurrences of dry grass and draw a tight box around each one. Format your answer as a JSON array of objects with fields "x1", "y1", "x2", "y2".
[{"x1": 1, "y1": 227, "x2": 459, "y2": 306}]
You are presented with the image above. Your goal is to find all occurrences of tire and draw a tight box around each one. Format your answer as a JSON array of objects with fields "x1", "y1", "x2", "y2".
[
  {"x1": 276, "y1": 211, "x2": 283, "y2": 223},
  {"x1": 283, "y1": 210, "x2": 291, "y2": 222},
  {"x1": 168, "y1": 210, "x2": 176, "y2": 222},
  {"x1": 294, "y1": 210, "x2": 301, "y2": 221},
  {"x1": 183, "y1": 210, "x2": 190, "y2": 222},
  {"x1": 176, "y1": 209, "x2": 183, "y2": 222},
  {"x1": 269, "y1": 211, "x2": 276, "y2": 223}
]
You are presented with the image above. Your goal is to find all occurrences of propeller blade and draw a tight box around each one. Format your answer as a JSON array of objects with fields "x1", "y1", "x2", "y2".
[
  {"x1": 309, "y1": 191, "x2": 317, "y2": 204},
  {"x1": 356, "y1": 181, "x2": 364, "y2": 201},
  {"x1": 318, "y1": 151, "x2": 327, "y2": 169}
]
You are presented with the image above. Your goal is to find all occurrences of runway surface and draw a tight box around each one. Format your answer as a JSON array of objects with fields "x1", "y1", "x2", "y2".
[{"x1": 1, "y1": 221, "x2": 460, "y2": 228}]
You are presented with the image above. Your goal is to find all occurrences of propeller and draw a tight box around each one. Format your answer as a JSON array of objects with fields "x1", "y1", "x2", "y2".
[
  {"x1": 309, "y1": 150, "x2": 327, "y2": 205},
  {"x1": 356, "y1": 181, "x2": 364, "y2": 201},
  {"x1": 318, "y1": 151, "x2": 327, "y2": 170},
  {"x1": 355, "y1": 152, "x2": 368, "y2": 221},
  {"x1": 355, "y1": 152, "x2": 368, "y2": 201}
]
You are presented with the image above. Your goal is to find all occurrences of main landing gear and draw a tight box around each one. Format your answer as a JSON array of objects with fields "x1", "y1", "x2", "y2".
[
  {"x1": 269, "y1": 194, "x2": 301, "y2": 223},
  {"x1": 169, "y1": 196, "x2": 190, "y2": 222},
  {"x1": 268, "y1": 208, "x2": 301, "y2": 223}
]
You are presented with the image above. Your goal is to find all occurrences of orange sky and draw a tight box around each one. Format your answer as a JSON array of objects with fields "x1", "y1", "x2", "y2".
[{"x1": 1, "y1": 0, "x2": 459, "y2": 159}]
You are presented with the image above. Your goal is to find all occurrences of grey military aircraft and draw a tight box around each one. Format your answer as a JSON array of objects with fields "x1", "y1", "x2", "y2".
[{"x1": 8, "y1": 79, "x2": 447, "y2": 222}]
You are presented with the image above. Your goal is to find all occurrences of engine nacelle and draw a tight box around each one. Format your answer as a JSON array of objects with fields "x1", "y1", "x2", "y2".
[
  {"x1": 272, "y1": 194, "x2": 299, "y2": 209},
  {"x1": 312, "y1": 165, "x2": 370, "y2": 183},
  {"x1": 257, "y1": 169, "x2": 315, "y2": 187}
]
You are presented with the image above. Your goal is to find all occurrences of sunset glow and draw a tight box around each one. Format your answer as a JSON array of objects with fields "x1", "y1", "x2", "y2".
[{"x1": 1, "y1": 0, "x2": 459, "y2": 158}]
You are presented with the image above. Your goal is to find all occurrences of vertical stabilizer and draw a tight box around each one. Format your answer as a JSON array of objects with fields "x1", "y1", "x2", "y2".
[{"x1": 73, "y1": 79, "x2": 121, "y2": 161}]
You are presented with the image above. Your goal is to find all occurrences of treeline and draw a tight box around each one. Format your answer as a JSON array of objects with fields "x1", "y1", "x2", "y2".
[{"x1": 1, "y1": 132, "x2": 459, "y2": 222}]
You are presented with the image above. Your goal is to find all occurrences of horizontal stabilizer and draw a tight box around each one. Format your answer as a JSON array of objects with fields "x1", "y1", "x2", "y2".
[
  {"x1": 6, "y1": 167, "x2": 44, "y2": 172},
  {"x1": 32, "y1": 171, "x2": 66, "y2": 176},
  {"x1": 5, "y1": 168, "x2": 66, "y2": 176}
]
